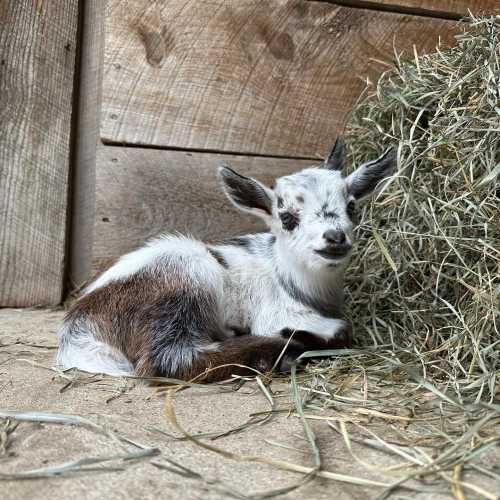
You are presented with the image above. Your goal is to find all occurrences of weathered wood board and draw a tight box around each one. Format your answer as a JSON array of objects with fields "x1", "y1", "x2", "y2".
[
  {"x1": 322, "y1": 0, "x2": 499, "y2": 18},
  {"x1": 92, "y1": 147, "x2": 312, "y2": 273},
  {"x1": 69, "y1": 0, "x2": 104, "y2": 289},
  {"x1": 101, "y1": 0, "x2": 459, "y2": 158},
  {"x1": 0, "y1": 0, "x2": 79, "y2": 306}
]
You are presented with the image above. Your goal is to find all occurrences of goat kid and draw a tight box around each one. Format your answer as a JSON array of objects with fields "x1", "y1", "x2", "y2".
[{"x1": 57, "y1": 138, "x2": 396, "y2": 381}]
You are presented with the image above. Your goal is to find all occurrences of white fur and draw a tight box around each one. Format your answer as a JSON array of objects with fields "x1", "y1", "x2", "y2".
[
  {"x1": 213, "y1": 234, "x2": 347, "y2": 342},
  {"x1": 85, "y1": 234, "x2": 220, "y2": 295},
  {"x1": 57, "y1": 322, "x2": 134, "y2": 376}
]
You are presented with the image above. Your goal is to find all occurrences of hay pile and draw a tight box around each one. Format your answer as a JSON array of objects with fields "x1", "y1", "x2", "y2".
[
  {"x1": 289, "y1": 16, "x2": 499, "y2": 497},
  {"x1": 343, "y1": 14, "x2": 499, "y2": 401}
]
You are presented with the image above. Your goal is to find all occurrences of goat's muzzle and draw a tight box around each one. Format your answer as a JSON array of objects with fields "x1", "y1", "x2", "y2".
[{"x1": 314, "y1": 244, "x2": 352, "y2": 260}]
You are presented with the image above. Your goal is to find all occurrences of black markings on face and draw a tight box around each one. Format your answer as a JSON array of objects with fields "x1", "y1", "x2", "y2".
[
  {"x1": 279, "y1": 211, "x2": 299, "y2": 231},
  {"x1": 317, "y1": 203, "x2": 338, "y2": 219},
  {"x1": 277, "y1": 196, "x2": 284, "y2": 209},
  {"x1": 323, "y1": 210, "x2": 338, "y2": 219}
]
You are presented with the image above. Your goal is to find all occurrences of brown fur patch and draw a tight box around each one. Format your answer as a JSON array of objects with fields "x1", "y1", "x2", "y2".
[
  {"x1": 66, "y1": 269, "x2": 305, "y2": 382},
  {"x1": 181, "y1": 336, "x2": 302, "y2": 383},
  {"x1": 67, "y1": 266, "x2": 215, "y2": 377}
]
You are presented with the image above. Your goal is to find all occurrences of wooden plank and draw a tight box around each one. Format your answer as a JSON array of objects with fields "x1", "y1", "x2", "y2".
[
  {"x1": 92, "y1": 147, "x2": 312, "y2": 273},
  {"x1": 101, "y1": 0, "x2": 459, "y2": 158},
  {"x1": 68, "y1": 0, "x2": 104, "y2": 289},
  {"x1": 321, "y1": 1, "x2": 499, "y2": 18},
  {"x1": 0, "y1": 0, "x2": 79, "y2": 306}
]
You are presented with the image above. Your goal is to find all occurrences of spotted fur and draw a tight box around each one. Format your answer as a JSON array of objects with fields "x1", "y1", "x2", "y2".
[{"x1": 57, "y1": 138, "x2": 396, "y2": 381}]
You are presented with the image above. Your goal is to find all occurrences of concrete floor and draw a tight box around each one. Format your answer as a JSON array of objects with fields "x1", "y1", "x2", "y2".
[{"x1": 0, "y1": 309, "x2": 497, "y2": 500}]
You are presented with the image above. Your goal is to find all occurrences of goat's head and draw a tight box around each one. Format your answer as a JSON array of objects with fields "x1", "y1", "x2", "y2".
[{"x1": 219, "y1": 138, "x2": 396, "y2": 271}]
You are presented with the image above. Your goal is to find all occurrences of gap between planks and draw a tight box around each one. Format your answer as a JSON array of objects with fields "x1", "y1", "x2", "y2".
[
  {"x1": 64, "y1": 0, "x2": 86, "y2": 300},
  {"x1": 101, "y1": 140, "x2": 323, "y2": 162},
  {"x1": 310, "y1": 0, "x2": 476, "y2": 21}
]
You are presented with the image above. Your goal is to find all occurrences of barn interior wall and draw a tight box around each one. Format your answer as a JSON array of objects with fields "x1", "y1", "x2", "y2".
[{"x1": 1, "y1": 0, "x2": 496, "y2": 305}]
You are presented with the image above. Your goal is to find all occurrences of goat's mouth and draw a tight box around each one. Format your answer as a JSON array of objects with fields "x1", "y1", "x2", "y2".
[{"x1": 314, "y1": 246, "x2": 352, "y2": 260}]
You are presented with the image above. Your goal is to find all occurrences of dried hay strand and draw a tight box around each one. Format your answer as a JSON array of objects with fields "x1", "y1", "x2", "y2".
[{"x1": 343, "y1": 13, "x2": 499, "y2": 401}]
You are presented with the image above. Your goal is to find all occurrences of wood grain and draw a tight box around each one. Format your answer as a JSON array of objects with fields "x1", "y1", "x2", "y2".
[
  {"x1": 92, "y1": 147, "x2": 312, "y2": 273},
  {"x1": 0, "y1": 0, "x2": 79, "y2": 306},
  {"x1": 101, "y1": 0, "x2": 459, "y2": 158},
  {"x1": 69, "y1": 0, "x2": 104, "y2": 289},
  {"x1": 322, "y1": 1, "x2": 499, "y2": 18}
]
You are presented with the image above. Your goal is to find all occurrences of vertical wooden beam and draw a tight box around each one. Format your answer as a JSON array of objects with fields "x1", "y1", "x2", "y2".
[
  {"x1": 0, "y1": 0, "x2": 79, "y2": 306},
  {"x1": 68, "y1": 0, "x2": 104, "y2": 289}
]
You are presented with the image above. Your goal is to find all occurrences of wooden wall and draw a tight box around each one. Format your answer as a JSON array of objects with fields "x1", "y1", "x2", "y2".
[
  {"x1": 1, "y1": 0, "x2": 497, "y2": 303},
  {"x1": 101, "y1": 0, "x2": 461, "y2": 158},
  {"x1": 0, "y1": 0, "x2": 79, "y2": 306},
  {"x1": 91, "y1": 0, "x2": 462, "y2": 276}
]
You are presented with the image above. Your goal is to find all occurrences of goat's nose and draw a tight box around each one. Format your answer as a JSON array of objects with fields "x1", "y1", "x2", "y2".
[{"x1": 323, "y1": 229, "x2": 346, "y2": 245}]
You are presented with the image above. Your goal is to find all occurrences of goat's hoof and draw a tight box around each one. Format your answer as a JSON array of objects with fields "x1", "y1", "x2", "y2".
[
  {"x1": 277, "y1": 354, "x2": 296, "y2": 374},
  {"x1": 276, "y1": 344, "x2": 306, "y2": 374}
]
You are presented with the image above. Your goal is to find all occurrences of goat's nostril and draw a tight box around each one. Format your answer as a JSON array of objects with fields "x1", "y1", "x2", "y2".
[{"x1": 323, "y1": 229, "x2": 345, "y2": 244}]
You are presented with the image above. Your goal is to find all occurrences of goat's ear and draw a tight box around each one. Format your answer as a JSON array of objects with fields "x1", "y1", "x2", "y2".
[
  {"x1": 346, "y1": 148, "x2": 397, "y2": 200},
  {"x1": 324, "y1": 136, "x2": 347, "y2": 172},
  {"x1": 218, "y1": 164, "x2": 275, "y2": 220}
]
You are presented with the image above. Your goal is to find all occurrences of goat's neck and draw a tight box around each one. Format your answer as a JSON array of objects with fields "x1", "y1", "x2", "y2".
[{"x1": 273, "y1": 238, "x2": 346, "y2": 307}]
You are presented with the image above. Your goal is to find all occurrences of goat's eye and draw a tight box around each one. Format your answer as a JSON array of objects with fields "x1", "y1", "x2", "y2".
[
  {"x1": 347, "y1": 201, "x2": 356, "y2": 218},
  {"x1": 279, "y1": 211, "x2": 299, "y2": 231}
]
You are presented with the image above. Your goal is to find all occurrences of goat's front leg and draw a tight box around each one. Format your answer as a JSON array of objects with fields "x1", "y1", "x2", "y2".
[
  {"x1": 182, "y1": 336, "x2": 305, "y2": 382},
  {"x1": 279, "y1": 315, "x2": 353, "y2": 351}
]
